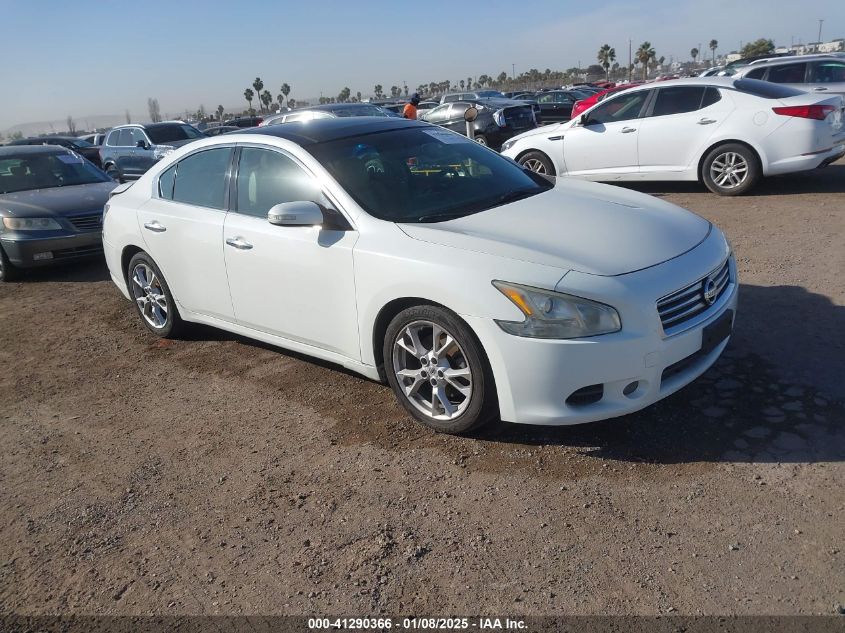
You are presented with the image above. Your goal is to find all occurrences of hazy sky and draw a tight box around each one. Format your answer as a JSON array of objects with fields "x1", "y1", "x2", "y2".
[{"x1": 2, "y1": 0, "x2": 843, "y2": 129}]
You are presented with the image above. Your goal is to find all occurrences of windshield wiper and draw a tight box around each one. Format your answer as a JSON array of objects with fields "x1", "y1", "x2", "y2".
[
  {"x1": 490, "y1": 187, "x2": 540, "y2": 206},
  {"x1": 416, "y1": 210, "x2": 471, "y2": 223}
]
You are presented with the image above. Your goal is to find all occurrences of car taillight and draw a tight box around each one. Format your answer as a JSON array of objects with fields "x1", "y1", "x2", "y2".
[{"x1": 772, "y1": 105, "x2": 836, "y2": 120}]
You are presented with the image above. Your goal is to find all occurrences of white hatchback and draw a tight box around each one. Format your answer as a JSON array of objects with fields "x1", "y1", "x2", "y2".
[
  {"x1": 501, "y1": 77, "x2": 845, "y2": 195},
  {"x1": 104, "y1": 118, "x2": 737, "y2": 434}
]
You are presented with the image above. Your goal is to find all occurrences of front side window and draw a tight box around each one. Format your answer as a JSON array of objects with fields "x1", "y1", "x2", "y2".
[
  {"x1": 130, "y1": 128, "x2": 147, "y2": 147},
  {"x1": 766, "y1": 63, "x2": 807, "y2": 84},
  {"x1": 235, "y1": 148, "x2": 325, "y2": 218},
  {"x1": 554, "y1": 92, "x2": 574, "y2": 104},
  {"x1": 308, "y1": 127, "x2": 552, "y2": 223},
  {"x1": 171, "y1": 148, "x2": 233, "y2": 209},
  {"x1": 585, "y1": 90, "x2": 649, "y2": 124},
  {"x1": 537, "y1": 93, "x2": 555, "y2": 104},
  {"x1": 116, "y1": 129, "x2": 134, "y2": 146},
  {"x1": 809, "y1": 61, "x2": 845, "y2": 83}
]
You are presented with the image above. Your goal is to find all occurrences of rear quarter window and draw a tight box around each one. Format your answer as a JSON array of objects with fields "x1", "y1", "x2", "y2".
[{"x1": 732, "y1": 79, "x2": 805, "y2": 99}]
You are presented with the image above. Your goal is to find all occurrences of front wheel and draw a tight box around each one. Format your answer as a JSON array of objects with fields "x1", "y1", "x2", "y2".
[
  {"x1": 384, "y1": 305, "x2": 497, "y2": 434},
  {"x1": 127, "y1": 252, "x2": 184, "y2": 338},
  {"x1": 701, "y1": 143, "x2": 760, "y2": 196},
  {"x1": 104, "y1": 163, "x2": 124, "y2": 183},
  {"x1": 473, "y1": 134, "x2": 488, "y2": 146},
  {"x1": 518, "y1": 150, "x2": 555, "y2": 176}
]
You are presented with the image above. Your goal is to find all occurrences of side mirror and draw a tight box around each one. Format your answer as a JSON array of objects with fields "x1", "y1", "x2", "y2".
[
  {"x1": 579, "y1": 114, "x2": 589, "y2": 126},
  {"x1": 136, "y1": 139, "x2": 149, "y2": 149},
  {"x1": 267, "y1": 201, "x2": 323, "y2": 227}
]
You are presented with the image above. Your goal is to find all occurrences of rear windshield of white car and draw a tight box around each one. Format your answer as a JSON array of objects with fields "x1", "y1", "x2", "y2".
[
  {"x1": 308, "y1": 127, "x2": 552, "y2": 223},
  {"x1": 733, "y1": 78, "x2": 805, "y2": 99}
]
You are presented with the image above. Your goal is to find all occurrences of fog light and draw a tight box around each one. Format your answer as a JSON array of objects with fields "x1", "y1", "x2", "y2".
[
  {"x1": 33, "y1": 252, "x2": 53, "y2": 261},
  {"x1": 623, "y1": 381, "x2": 639, "y2": 396}
]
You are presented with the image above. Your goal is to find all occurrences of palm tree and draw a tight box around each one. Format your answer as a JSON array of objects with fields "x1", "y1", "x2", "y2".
[
  {"x1": 597, "y1": 44, "x2": 616, "y2": 81},
  {"x1": 244, "y1": 88, "x2": 254, "y2": 113},
  {"x1": 356, "y1": 91, "x2": 362, "y2": 102},
  {"x1": 252, "y1": 78, "x2": 264, "y2": 112},
  {"x1": 637, "y1": 41, "x2": 656, "y2": 80},
  {"x1": 459, "y1": 79, "x2": 465, "y2": 90},
  {"x1": 709, "y1": 39, "x2": 718, "y2": 65},
  {"x1": 280, "y1": 83, "x2": 291, "y2": 106},
  {"x1": 261, "y1": 90, "x2": 272, "y2": 111},
  {"x1": 374, "y1": 84, "x2": 383, "y2": 99},
  {"x1": 287, "y1": 98, "x2": 296, "y2": 108},
  {"x1": 216, "y1": 105, "x2": 224, "y2": 121},
  {"x1": 690, "y1": 47, "x2": 699, "y2": 63}
]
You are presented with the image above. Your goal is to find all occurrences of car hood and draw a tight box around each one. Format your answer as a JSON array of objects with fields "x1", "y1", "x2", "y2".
[
  {"x1": 0, "y1": 182, "x2": 116, "y2": 217},
  {"x1": 398, "y1": 179, "x2": 711, "y2": 276}
]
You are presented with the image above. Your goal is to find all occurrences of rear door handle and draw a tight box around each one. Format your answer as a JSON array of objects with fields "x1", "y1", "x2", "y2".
[
  {"x1": 813, "y1": 87, "x2": 828, "y2": 91},
  {"x1": 621, "y1": 127, "x2": 636, "y2": 133},
  {"x1": 225, "y1": 236, "x2": 253, "y2": 250},
  {"x1": 698, "y1": 118, "x2": 717, "y2": 125},
  {"x1": 143, "y1": 220, "x2": 166, "y2": 233}
]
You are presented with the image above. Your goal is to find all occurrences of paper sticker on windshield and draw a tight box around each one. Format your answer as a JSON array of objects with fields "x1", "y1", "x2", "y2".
[
  {"x1": 57, "y1": 154, "x2": 84, "y2": 164},
  {"x1": 421, "y1": 128, "x2": 466, "y2": 144}
]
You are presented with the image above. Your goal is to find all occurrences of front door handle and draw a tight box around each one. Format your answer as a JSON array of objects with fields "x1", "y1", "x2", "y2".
[
  {"x1": 143, "y1": 220, "x2": 166, "y2": 233},
  {"x1": 225, "y1": 236, "x2": 253, "y2": 250},
  {"x1": 621, "y1": 127, "x2": 636, "y2": 134},
  {"x1": 813, "y1": 87, "x2": 828, "y2": 91},
  {"x1": 698, "y1": 118, "x2": 717, "y2": 125}
]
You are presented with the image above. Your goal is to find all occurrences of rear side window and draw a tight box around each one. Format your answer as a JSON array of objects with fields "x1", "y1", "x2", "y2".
[
  {"x1": 116, "y1": 129, "x2": 134, "y2": 146},
  {"x1": 809, "y1": 61, "x2": 845, "y2": 83},
  {"x1": 766, "y1": 63, "x2": 807, "y2": 84},
  {"x1": 651, "y1": 87, "x2": 706, "y2": 116},
  {"x1": 733, "y1": 79, "x2": 804, "y2": 99},
  {"x1": 158, "y1": 164, "x2": 176, "y2": 199},
  {"x1": 171, "y1": 148, "x2": 233, "y2": 209}
]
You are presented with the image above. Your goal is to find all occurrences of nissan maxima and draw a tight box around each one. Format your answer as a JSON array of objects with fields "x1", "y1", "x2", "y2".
[{"x1": 103, "y1": 118, "x2": 737, "y2": 434}]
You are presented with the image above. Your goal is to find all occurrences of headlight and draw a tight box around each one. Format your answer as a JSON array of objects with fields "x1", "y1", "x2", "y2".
[
  {"x1": 2, "y1": 217, "x2": 62, "y2": 231},
  {"x1": 493, "y1": 280, "x2": 621, "y2": 339},
  {"x1": 153, "y1": 145, "x2": 175, "y2": 160},
  {"x1": 493, "y1": 109, "x2": 506, "y2": 127},
  {"x1": 501, "y1": 138, "x2": 516, "y2": 152}
]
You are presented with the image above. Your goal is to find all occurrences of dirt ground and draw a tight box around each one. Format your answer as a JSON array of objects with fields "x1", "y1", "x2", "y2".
[{"x1": 1, "y1": 161, "x2": 843, "y2": 618}]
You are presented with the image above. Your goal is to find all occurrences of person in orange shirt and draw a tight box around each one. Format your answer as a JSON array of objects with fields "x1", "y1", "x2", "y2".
[{"x1": 402, "y1": 93, "x2": 421, "y2": 120}]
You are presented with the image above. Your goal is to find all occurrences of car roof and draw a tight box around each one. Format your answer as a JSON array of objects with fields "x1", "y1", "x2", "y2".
[
  {"x1": 0, "y1": 144, "x2": 68, "y2": 156},
  {"x1": 302, "y1": 103, "x2": 386, "y2": 112},
  {"x1": 234, "y1": 116, "x2": 424, "y2": 145},
  {"x1": 738, "y1": 54, "x2": 844, "y2": 71}
]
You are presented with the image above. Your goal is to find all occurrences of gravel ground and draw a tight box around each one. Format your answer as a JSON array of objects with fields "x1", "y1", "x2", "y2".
[{"x1": 1, "y1": 160, "x2": 843, "y2": 617}]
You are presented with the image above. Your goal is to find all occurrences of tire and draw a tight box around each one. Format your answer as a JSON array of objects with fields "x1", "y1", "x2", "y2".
[
  {"x1": 383, "y1": 305, "x2": 497, "y2": 434},
  {"x1": 473, "y1": 134, "x2": 488, "y2": 146},
  {"x1": 104, "y1": 163, "x2": 124, "y2": 183},
  {"x1": 0, "y1": 245, "x2": 21, "y2": 282},
  {"x1": 518, "y1": 150, "x2": 555, "y2": 176},
  {"x1": 126, "y1": 252, "x2": 184, "y2": 338},
  {"x1": 701, "y1": 143, "x2": 760, "y2": 196}
]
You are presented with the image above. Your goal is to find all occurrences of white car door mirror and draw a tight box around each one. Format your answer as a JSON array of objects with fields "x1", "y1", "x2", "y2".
[{"x1": 267, "y1": 201, "x2": 323, "y2": 227}]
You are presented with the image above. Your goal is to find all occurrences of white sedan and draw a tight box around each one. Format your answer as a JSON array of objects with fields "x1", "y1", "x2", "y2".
[
  {"x1": 501, "y1": 77, "x2": 845, "y2": 195},
  {"x1": 104, "y1": 118, "x2": 737, "y2": 434}
]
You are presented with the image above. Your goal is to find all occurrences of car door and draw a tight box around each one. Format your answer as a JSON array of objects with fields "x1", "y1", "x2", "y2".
[
  {"x1": 536, "y1": 93, "x2": 560, "y2": 121},
  {"x1": 636, "y1": 86, "x2": 733, "y2": 174},
  {"x1": 562, "y1": 89, "x2": 650, "y2": 178},
  {"x1": 126, "y1": 128, "x2": 153, "y2": 177},
  {"x1": 222, "y1": 146, "x2": 360, "y2": 359},
  {"x1": 441, "y1": 103, "x2": 470, "y2": 134},
  {"x1": 113, "y1": 129, "x2": 136, "y2": 175},
  {"x1": 806, "y1": 59, "x2": 845, "y2": 96},
  {"x1": 136, "y1": 146, "x2": 236, "y2": 322}
]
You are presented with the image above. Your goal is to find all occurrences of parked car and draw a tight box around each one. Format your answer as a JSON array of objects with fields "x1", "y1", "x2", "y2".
[
  {"x1": 417, "y1": 101, "x2": 440, "y2": 113},
  {"x1": 99, "y1": 122, "x2": 205, "y2": 182},
  {"x1": 419, "y1": 99, "x2": 537, "y2": 148},
  {"x1": 533, "y1": 90, "x2": 593, "y2": 123},
  {"x1": 571, "y1": 84, "x2": 641, "y2": 119},
  {"x1": 103, "y1": 117, "x2": 736, "y2": 434},
  {"x1": 501, "y1": 77, "x2": 845, "y2": 195},
  {"x1": 0, "y1": 145, "x2": 116, "y2": 281},
  {"x1": 8, "y1": 135, "x2": 103, "y2": 167},
  {"x1": 203, "y1": 125, "x2": 241, "y2": 137},
  {"x1": 734, "y1": 55, "x2": 845, "y2": 97},
  {"x1": 78, "y1": 132, "x2": 108, "y2": 146},
  {"x1": 262, "y1": 103, "x2": 394, "y2": 125},
  {"x1": 440, "y1": 90, "x2": 506, "y2": 104},
  {"x1": 224, "y1": 116, "x2": 264, "y2": 128}
]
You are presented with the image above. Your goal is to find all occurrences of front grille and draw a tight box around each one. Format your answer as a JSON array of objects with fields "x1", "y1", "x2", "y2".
[
  {"x1": 67, "y1": 214, "x2": 102, "y2": 232},
  {"x1": 657, "y1": 259, "x2": 730, "y2": 333},
  {"x1": 53, "y1": 244, "x2": 104, "y2": 259}
]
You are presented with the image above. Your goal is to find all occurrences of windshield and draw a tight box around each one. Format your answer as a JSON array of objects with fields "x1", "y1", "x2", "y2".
[
  {"x1": 145, "y1": 124, "x2": 204, "y2": 144},
  {"x1": 70, "y1": 138, "x2": 94, "y2": 148},
  {"x1": 308, "y1": 127, "x2": 552, "y2": 223},
  {"x1": 0, "y1": 152, "x2": 111, "y2": 194}
]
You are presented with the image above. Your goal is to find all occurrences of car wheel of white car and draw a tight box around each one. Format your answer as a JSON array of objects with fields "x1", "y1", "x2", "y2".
[
  {"x1": 701, "y1": 143, "x2": 760, "y2": 196},
  {"x1": 384, "y1": 305, "x2": 497, "y2": 434},
  {"x1": 518, "y1": 151, "x2": 554, "y2": 176},
  {"x1": 127, "y1": 252, "x2": 184, "y2": 338}
]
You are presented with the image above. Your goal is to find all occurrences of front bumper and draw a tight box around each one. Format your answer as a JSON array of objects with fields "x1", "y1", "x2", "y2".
[
  {"x1": 464, "y1": 236, "x2": 738, "y2": 426},
  {"x1": 1, "y1": 232, "x2": 103, "y2": 268}
]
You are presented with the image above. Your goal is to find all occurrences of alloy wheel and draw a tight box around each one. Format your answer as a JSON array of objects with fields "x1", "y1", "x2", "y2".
[
  {"x1": 392, "y1": 320, "x2": 473, "y2": 421},
  {"x1": 130, "y1": 263, "x2": 168, "y2": 329},
  {"x1": 522, "y1": 158, "x2": 547, "y2": 174},
  {"x1": 709, "y1": 151, "x2": 749, "y2": 189}
]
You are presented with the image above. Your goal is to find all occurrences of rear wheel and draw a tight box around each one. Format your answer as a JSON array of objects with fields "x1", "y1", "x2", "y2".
[
  {"x1": 0, "y1": 246, "x2": 21, "y2": 282},
  {"x1": 473, "y1": 134, "x2": 488, "y2": 146},
  {"x1": 127, "y1": 252, "x2": 184, "y2": 338},
  {"x1": 384, "y1": 305, "x2": 497, "y2": 434},
  {"x1": 518, "y1": 150, "x2": 555, "y2": 176},
  {"x1": 701, "y1": 143, "x2": 760, "y2": 196},
  {"x1": 104, "y1": 163, "x2": 124, "y2": 183}
]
